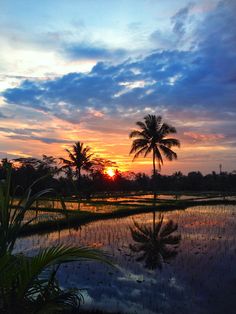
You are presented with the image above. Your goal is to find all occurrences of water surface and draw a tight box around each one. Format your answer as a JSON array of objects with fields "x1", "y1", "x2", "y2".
[{"x1": 16, "y1": 205, "x2": 236, "y2": 314}]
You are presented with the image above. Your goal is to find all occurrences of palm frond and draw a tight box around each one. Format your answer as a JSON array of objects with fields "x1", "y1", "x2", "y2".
[
  {"x1": 160, "y1": 219, "x2": 178, "y2": 237},
  {"x1": 136, "y1": 121, "x2": 147, "y2": 131},
  {"x1": 160, "y1": 145, "x2": 177, "y2": 161},
  {"x1": 129, "y1": 130, "x2": 144, "y2": 139},
  {"x1": 143, "y1": 144, "x2": 153, "y2": 157},
  {"x1": 153, "y1": 214, "x2": 164, "y2": 236},
  {"x1": 0, "y1": 245, "x2": 109, "y2": 312},
  {"x1": 129, "y1": 139, "x2": 149, "y2": 155},
  {"x1": 162, "y1": 234, "x2": 181, "y2": 245},
  {"x1": 160, "y1": 138, "x2": 180, "y2": 148},
  {"x1": 16, "y1": 245, "x2": 111, "y2": 301},
  {"x1": 144, "y1": 115, "x2": 162, "y2": 132},
  {"x1": 159, "y1": 122, "x2": 177, "y2": 137},
  {"x1": 132, "y1": 147, "x2": 149, "y2": 161},
  {"x1": 154, "y1": 146, "x2": 163, "y2": 167},
  {"x1": 65, "y1": 149, "x2": 77, "y2": 164}
]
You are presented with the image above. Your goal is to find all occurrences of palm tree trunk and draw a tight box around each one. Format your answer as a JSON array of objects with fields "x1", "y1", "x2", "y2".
[
  {"x1": 153, "y1": 211, "x2": 156, "y2": 231},
  {"x1": 153, "y1": 150, "x2": 157, "y2": 199},
  {"x1": 78, "y1": 167, "x2": 81, "y2": 183},
  {"x1": 152, "y1": 150, "x2": 157, "y2": 231},
  {"x1": 77, "y1": 167, "x2": 81, "y2": 199}
]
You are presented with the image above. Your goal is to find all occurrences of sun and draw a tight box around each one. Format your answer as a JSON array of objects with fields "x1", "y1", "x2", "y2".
[{"x1": 105, "y1": 168, "x2": 116, "y2": 178}]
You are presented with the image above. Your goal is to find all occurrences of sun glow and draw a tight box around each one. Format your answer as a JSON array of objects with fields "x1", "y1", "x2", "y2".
[{"x1": 105, "y1": 168, "x2": 116, "y2": 178}]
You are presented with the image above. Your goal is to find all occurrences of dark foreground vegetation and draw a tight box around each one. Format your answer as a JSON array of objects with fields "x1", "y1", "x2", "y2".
[{"x1": 0, "y1": 163, "x2": 111, "y2": 313}]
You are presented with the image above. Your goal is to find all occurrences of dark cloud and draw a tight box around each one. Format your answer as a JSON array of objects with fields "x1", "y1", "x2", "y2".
[
  {"x1": 2, "y1": 0, "x2": 236, "y2": 134},
  {"x1": 3, "y1": 80, "x2": 48, "y2": 111},
  {"x1": 6, "y1": 134, "x2": 72, "y2": 144},
  {"x1": 150, "y1": 2, "x2": 194, "y2": 49},
  {"x1": 0, "y1": 127, "x2": 44, "y2": 135},
  {"x1": 0, "y1": 127, "x2": 72, "y2": 144},
  {"x1": 0, "y1": 112, "x2": 7, "y2": 118},
  {"x1": 171, "y1": 3, "x2": 193, "y2": 38},
  {"x1": 63, "y1": 43, "x2": 127, "y2": 61}
]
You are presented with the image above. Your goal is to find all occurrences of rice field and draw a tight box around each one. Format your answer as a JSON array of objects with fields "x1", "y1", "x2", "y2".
[
  {"x1": 15, "y1": 204, "x2": 236, "y2": 314},
  {"x1": 15, "y1": 193, "x2": 236, "y2": 215}
]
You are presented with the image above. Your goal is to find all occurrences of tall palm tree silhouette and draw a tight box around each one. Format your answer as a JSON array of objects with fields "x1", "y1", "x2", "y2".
[
  {"x1": 60, "y1": 141, "x2": 93, "y2": 187},
  {"x1": 129, "y1": 115, "x2": 180, "y2": 196},
  {"x1": 130, "y1": 214, "x2": 181, "y2": 270}
]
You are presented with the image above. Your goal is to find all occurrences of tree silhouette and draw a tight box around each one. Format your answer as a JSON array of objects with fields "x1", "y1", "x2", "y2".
[
  {"x1": 60, "y1": 142, "x2": 93, "y2": 188},
  {"x1": 89, "y1": 157, "x2": 116, "y2": 178},
  {"x1": 129, "y1": 115, "x2": 180, "y2": 196}
]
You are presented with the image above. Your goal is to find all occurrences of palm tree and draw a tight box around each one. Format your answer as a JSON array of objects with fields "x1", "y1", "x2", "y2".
[
  {"x1": 60, "y1": 141, "x2": 93, "y2": 186},
  {"x1": 129, "y1": 115, "x2": 180, "y2": 195},
  {"x1": 130, "y1": 214, "x2": 181, "y2": 270}
]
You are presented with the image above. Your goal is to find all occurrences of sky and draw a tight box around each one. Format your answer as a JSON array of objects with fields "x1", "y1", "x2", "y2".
[{"x1": 0, "y1": 0, "x2": 235, "y2": 175}]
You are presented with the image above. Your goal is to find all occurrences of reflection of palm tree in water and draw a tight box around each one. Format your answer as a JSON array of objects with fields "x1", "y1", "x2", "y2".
[{"x1": 130, "y1": 214, "x2": 181, "y2": 270}]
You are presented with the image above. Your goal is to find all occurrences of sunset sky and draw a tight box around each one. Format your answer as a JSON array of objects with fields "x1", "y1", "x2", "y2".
[{"x1": 0, "y1": 0, "x2": 235, "y2": 174}]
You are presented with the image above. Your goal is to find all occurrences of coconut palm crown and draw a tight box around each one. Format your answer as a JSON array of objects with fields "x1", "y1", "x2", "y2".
[
  {"x1": 60, "y1": 141, "x2": 93, "y2": 181},
  {"x1": 129, "y1": 115, "x2": 180, "y2": 176}
]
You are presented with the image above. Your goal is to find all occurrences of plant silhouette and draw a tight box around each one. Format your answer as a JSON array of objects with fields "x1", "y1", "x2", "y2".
[
  {"x1": 60, "y1": 141, "x2": 93, "y2": 192},
  {"x1": 0, "y1": 162, "x2": 111, "y2": 313},
  {"x1": 129, "y1": 115, "x2": 180, "y2": 197}
]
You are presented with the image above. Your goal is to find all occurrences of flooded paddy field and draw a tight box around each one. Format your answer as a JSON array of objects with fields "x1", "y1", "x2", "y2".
[
  {"x1": 17, "y1": 192, "x2": 236, "y2": 214},
  {"x1": 15, "y1": 205, "x2": 236, "y2": 314}
]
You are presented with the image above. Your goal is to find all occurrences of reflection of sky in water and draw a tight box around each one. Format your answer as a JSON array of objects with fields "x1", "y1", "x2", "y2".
[
  {"x1": 15, "y1": 205, "x2": 236, "y2": 314},
  {"x1": 19, "y1": 194, "x2": 236, "y2": 213}
]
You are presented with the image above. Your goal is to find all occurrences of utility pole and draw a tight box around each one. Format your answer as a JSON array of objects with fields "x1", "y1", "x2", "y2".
[{"x1": 219, "y1": 164, "x2": 222, "y2": 174}]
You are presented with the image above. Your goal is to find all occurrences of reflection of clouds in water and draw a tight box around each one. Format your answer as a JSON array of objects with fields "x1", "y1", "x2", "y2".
[
  {"x1": 82, "y1": 295, "x2": 158, "y2": 314},
  {"x1": 130, "y1": 288, "x2": 141, "y2": 297},
  {"x1": 168, "y1": 276, "x2": 184, "y2": 291},
  {"x1": 15, "y1": 205, "x2": 236, "y2": 314},
  {"x1": 80, "y1": 291, "x2": 93, "y2": 305},
  {"x1": 116, "y1": 264, "x2": 157, "y2": 284},
  {"x1": 57, "y1": 258, "x2": 192, "y2": 314}
]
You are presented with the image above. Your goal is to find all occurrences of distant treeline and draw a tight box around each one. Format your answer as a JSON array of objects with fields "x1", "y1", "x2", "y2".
[{"x1": 0, "y1": 157, "x2": 235, "y2": 196}]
